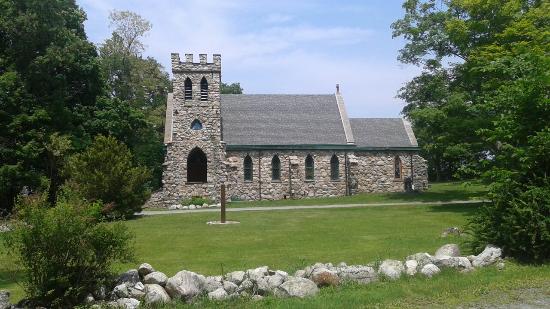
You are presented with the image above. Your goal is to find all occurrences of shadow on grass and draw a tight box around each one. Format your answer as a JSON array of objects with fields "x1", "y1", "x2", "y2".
[{"x1": 425, "y1": 202, "x2": 482, "y2": 215}]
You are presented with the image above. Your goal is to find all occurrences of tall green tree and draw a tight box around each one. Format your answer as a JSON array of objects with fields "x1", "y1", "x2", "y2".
[
  {"x1": 221, "y1": 82, "x2": 243, "y2": 94},
  {"x1": 394, "y1": 0, "x2": 549, "y2": 260},
  {"x1": 96, "y1": 10, "x2": 170, "y2": 189},
  {"x1": 0, "y1": 0, "x2": 103, "y2": 210}
]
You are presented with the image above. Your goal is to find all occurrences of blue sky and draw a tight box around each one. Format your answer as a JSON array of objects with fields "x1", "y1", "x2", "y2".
[{"x1": 78, "y1": 0, "x2": 420, "y2": 117}]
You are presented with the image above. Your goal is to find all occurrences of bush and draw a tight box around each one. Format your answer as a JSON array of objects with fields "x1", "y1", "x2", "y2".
[
  {"x1": 468, "y1": 180, "x2": 550, "y2": 262},
  {"x1": 180, "y1": 196, "x2": 212, "y2": 206},
  {"x1": 3, "y1": 193, "x2": 134, "y2": 307},
  {"x1": 65, "y1": 135, "x2": 151, "y2": 218}
]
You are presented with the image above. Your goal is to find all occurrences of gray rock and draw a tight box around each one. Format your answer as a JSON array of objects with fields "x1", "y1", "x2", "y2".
[
  {"x1": 266, "y1": 274, "x2": 286, "y2": 289},
  {"x1": 435, "y1": 244, "x2": 461, "y2": 258},
  {"x1": 252, "y1": 294, "x2": 264, "y2": 301},
  {"x1": 138, "y1": 263, "x2": 155, "y2": 278},
  {"x1": 0, "y1": 290, "x2": 10, "y2": 309},
  {"x1": 113, "y1": 283, "x2": 130, "y2": 299},
  {"x1": 222, "y1": 281, "x2": 238, "y2": 294},
  {"x1": 208, "y1": 288, "x2": 228, "y2": 300},
  {"x1": 117, "y1": 269, "x2": 140, "y2": 287},
  {"x1": 294, "y1": 269, "x2": 306, "y2": 278},
  {"x1": 274, "y1": 270, "x2": 289, "y2": 278},
  {"x1": 93, "y1": 286, "x2": 107, "y2": 301},
  {"x1": 144, "y1": 271, "x2": 168, "y2": 286},
  {"x1": 128, "y1": 282, "x2": 146, "y2": 299},
  {"x1": 497, "y1": 262, "x2": 505, "y2": 270},
  {"x1": 204, "y1": 276, "x2": 223, "y2": 293},
  {"x1": 144, "y1": 284, "x2": 171, "y2": 304},
  {"x1": 406, "y1": 253, "x2": 435, "y2": 267},
  {"x1": 338, "y1": 265, "x2": 377, "y2": 284},
  {"x1": 182, "y1": 206, "x2": 189, "y2": 210},
  {"x1": 378, "y1": 259, "x2": 405, "y2": 280},
  {"x1": 238, "y1": 279, "x2": 254, "y2": 293},
  {"x1": 420, "y1": 264, "x2": 440, "y2": 278},
  {"x1": 472, "y1": 245, "x2": 502, "y2": 267},
  {"x1": 405, "y1": 260, "x2": 418, "y2": 276},
  {"x1": 275, "y1": 277, "x2": 319, "y2": 298},
  {"x1": 189, "y1": 205, "x2": 196, "y2": 210},
  {"x1": 311, "y1": 269, "x2": 340, "y2": 287},
  {"x1": 226, "y1": 270, "x2": 246, "y2": 285},
  {"x1": 165, "y1": 270, "x2": 205, "y2": 301},
  {"x1": 168, "y1": 205, "x2": 179, "y2": 210},
  {"x1": 255, "y1": 277, "x2": 270, "y2": 295},
  {"x1": 202, "y1": 203, "x2": 209, "y2": 208},
  {"x1": 435, "y1": 256, "x2": 472, "y2": 270},
  {"x1": 84, "y1": 293, "x2": 94, "y2": 304},
  {"x1": 116, "y1": 297, "x2": 140, "y2": 309},
  {"x1": 247, "y1": 266, "x2": 269, "y2": 281},
  {"x1": 441, "y1": 227, "x2": 462, "y2": 237}
]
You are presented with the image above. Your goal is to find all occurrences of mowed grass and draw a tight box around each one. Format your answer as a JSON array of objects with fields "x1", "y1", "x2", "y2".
[
  {"x1": 228, "y1": 181, "x2": 488, "y2": 208},
  {"x1": 1, "y1": 182, "x2": 548, "y2": 307}
]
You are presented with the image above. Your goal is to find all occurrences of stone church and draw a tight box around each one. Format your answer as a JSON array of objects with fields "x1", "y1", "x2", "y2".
[{"x1": 147, "y1": 53, "x2": 428, "y2": 207}]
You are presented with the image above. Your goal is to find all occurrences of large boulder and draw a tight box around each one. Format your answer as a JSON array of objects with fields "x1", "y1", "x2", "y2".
[
  {"x1": 435, "y1": 244, "x2": 461, "y2": 258},
  {"x1": 113, "y1": 283, "x2": 130, "y2": 299},
  {"x1": 435, "y1": 256, "x2": 472, "y2": 270},
  {"x1": 420, "y1": 264, "x2": 440, "y2": 278},
  {"x1": 144, "y1": 284, "x2": 170, "y2": 305},
  {"x1": 208, "y1": 288, "x2": 228, "y2": 300},
  {"x1": 338, "y1": 265, "x2": 377, "y2": 284},
  {"x1": 0, "y1": 290, "x2": 10, "y2": 309},
  {"x1": 116, "y1": 297, "x2": 140, "y2": 309},
  {"x1": 204, "y1": 276, "x2": 223, "y2": 293},
  {"x1": 222, "y1": 281, "x2": 238, "y2": 294},
  {"x1": 165, "y1": 270, "x2": 205, "y2": 301},
  {"x1": 128, "y1": 282, "x2": 146, "y2": 299},
  {"x1": 378, "y1": 260, "x2": 405, "y2": 280},
  {"x1": 266, "y1": 274, "x2": 286, "y2": 290},
  {"x1": 311, "y1": 269, "x2": 340, "y2": 287},
  {"x1": 117, "y1": 269, "x2": 140, "y2": 287},
  {"x1": 472, "y1": 245, "x2": 502, "y2": 267},
  {"x1": 225, "y1": 271, "x2": 246, "y2": 285},
  {"x1": 143, "y1": 271, "x2": 168, "y2": 286},
  {"x1": 405, "y1": 260, "x2": 418, "y2": 276},
  {"x1": 138, "y1": 263, "x2": 155, "y2": 278},
  {"x1": 237, "y1": 279, "x2": 254, "y2": 293},
  {"x1": 275, "y1": 277, "x2": 319, "y2": 298},
  {"x1": 405, "y1": 253, "x2": 435, "y2": 267},
  {"x1": 246, "y1": 266, "x2": 269, "y2": 281}
]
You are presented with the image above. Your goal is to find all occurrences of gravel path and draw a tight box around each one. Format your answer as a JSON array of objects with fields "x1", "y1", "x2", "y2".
[{"x1": 138, "y1": 199, "x2": 486, "y2": 216}]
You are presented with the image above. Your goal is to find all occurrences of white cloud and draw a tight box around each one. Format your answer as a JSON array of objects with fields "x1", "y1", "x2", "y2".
[{"x1": 78, "y1": 0, "x2": 416, "y2": 117}]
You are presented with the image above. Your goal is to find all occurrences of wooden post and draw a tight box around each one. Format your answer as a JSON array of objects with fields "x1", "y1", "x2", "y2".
[{"x1": 221, "y1": 184, "x2": 226, "y2": 223}]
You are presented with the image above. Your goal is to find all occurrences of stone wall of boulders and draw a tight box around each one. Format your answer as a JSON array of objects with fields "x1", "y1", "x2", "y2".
[{"x1": 0, "y1": 244, "x2": 503, "y2": 309}]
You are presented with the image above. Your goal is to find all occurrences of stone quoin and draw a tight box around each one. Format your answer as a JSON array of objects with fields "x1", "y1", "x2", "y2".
[{"x1": 147, "y1": 53, "x2": 428, "y2": 207}]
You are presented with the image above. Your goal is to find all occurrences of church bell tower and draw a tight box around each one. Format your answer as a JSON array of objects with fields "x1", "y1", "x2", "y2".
[{"x1": 161, "y1": 53, "x2": 225, "y2": 203}]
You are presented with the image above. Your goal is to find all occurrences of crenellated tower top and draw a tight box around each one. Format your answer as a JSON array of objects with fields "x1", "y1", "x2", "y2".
[{"x1": 171, "y1": 53, "x2": 221, "y2": 73}]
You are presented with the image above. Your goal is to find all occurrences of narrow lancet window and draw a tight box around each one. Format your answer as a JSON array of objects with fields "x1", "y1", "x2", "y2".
[
  {"x1": 330, "y1": 155, "x2": 339, "y2": 180},
  {"x1": 394, "y1": 156, "x2": 402, "y2": 179},
  {"x1": 305, "y1": 155, "x2": 314, "y2": 180},
  {"x1": 200, "y1": 77, "x2": 208, "y2": 101},
  {"x1": 184, "y1": 77, "x2": 192, "y2": 100},
  {"x1": 272, "y1": 155, "x2": 281, "y2": 181},
  {"x1": 244, "y1": 155, "x2": 253, "y2": 181}
]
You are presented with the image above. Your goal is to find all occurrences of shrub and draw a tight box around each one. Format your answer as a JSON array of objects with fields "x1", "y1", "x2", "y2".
[
  {"x1": 468, "y1": 180, "x2": 550, "y2": 262},
  {"x1": 65, "y1": 135, "x2": 151, "y2": 218},
  {"x1": 180, "y1": 196, "x2": 212, "y2": 206},
  {"x1": 3, "y1": 194, "x2": 134, "y2": 307}
]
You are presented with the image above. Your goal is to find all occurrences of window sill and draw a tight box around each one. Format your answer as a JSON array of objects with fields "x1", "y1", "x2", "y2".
[
  {"x1": 186, "y1": 182, "x2": 208, "y2": 184},
  {"x1": 331, "y1": 179, "x2": 341, "y2": 182},
  {"x1": 244, "y1": 180, "x2": 253, "y2": 183},
  {"x1": 271, "y1": 180, "x2": 282, "y2": 183},
  {"x1": 304, "y1": 180, "x2": 315, "y2": 183}
]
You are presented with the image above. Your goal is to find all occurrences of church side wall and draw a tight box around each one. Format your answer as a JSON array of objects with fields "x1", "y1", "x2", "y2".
[
  {"x1": 225, "y1": 151, "x2": 347, "y2": 201},
  {"x1": 350, "y1": 152, "x2": 428, "y2": 194}
]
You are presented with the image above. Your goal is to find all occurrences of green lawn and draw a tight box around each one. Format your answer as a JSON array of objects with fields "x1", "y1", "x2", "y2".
[
  {"x1": 1, "y1": 182, "x2": 548, "y2": 307},
  {"x1": 228, "y1": 181, "x2": 488, "y2": 208}
]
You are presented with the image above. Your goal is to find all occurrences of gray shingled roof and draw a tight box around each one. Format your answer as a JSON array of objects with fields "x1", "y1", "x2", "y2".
[
  {"x1": 220, "y1": 94, "x2": 348, "y2": 145},
  {"x1": 350, "y1": 118, "x2": 416, "y2": 148}
]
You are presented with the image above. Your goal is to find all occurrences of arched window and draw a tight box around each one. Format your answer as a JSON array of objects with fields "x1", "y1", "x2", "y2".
[
  {"x1": 190, "y1": 119, "x2": 203, "y2": 130},
  {"x1": 394, "y1": 156, "x2": 402, "y2": 179},
  {"x1": 305, "y1": 155, "x2": 314, "y2": 181},
  {"x1": 271, "y1": 155, "x2": 281, "y2": 181},
  {"x1": 187, "y1": 147, "x2": 207, "y2": 183},
  {"x1": 244, "y1": 155, "x2": 253, "y2": 181},
  {"x1": 330, "y1": 155, "x2": 339, "y2": 180},
  {"x1": 184, "y1": 77, "x2": 192, "y2": 100},
  {"x1": 200, "y1": 77, "x2": 208, "y2": 101}
]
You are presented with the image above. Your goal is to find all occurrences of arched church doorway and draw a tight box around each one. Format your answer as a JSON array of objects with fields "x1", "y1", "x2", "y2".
[{"x1": 187, "y1": 147, "x2": 207, "y2": 183}]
